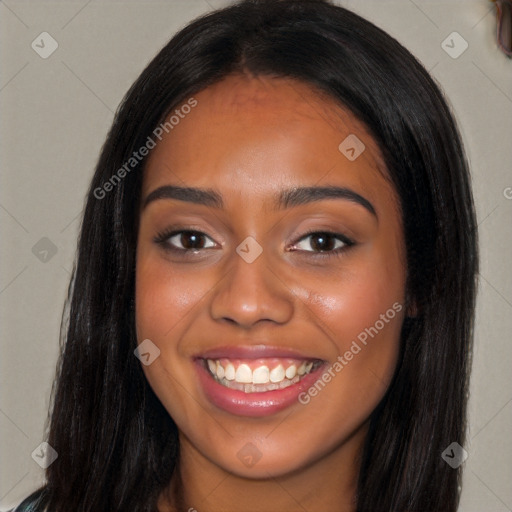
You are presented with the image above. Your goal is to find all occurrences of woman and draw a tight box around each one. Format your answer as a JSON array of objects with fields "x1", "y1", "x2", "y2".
[{"x1": 11, "y1": 0, "x2": 478, "y2": 510}]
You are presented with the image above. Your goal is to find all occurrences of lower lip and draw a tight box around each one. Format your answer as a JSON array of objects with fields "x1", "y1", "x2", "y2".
[{"x1": 195, "y1": 359, "x2": 327, "y2": 417}]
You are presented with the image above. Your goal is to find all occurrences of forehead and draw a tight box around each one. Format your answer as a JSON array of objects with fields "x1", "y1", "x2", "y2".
[{"x1": 142, "y1": 74, "x2": 393, "y2": 209}]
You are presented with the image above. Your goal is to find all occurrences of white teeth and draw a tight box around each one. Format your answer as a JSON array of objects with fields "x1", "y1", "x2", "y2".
[
  {"x1": 285, "y1": 365, "x2": 297, "y2": 379},
  {"x1": 252, "y1": 366, "x2": 270, "y2": 384},
  {"x1": 216, "y1": 361, "x2": 225, "y2": 380},
  {"x1": 269, "y1": 364, "x2": 285, "y2": 383},
  {"x1": 227, "y1": 374, "x2": 301, "y2": 393},
  {"x1": 205, "y1": 358, "x2": 319, "y2": 392},
  {"x1": 235, "y1": 364, "x2": 252, "y2": 383},
  {"x1": 225, "y1": 363, "x2": 235, "y2": 381}
]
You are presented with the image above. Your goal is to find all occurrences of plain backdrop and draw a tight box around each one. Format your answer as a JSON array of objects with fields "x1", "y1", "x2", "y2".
[{"x1": 1, "y1": 1, "x2": 511, "y2": 510}]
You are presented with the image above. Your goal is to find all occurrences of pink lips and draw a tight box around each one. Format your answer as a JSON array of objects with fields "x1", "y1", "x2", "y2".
[
  {"x1": 198, "y1": 344, "x2": 318, "y2": 360},
  {"x1": 194, "y1": 345, "x2": 326, "y2": 417}
]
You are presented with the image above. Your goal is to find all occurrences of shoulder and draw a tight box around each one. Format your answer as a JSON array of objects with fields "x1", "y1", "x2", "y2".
[{"x1": 8, "y1": 487, "x2": 48, "y2": 512}]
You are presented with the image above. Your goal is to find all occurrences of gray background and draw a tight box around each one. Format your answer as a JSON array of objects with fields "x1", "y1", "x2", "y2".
[{"x1": 1, "y1": 0, "x2": 511, "y2": 510}]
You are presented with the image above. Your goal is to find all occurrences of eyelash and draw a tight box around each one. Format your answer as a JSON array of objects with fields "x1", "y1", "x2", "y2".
[{"x1": 153, "y1": 227, "x2": 355, "y2": 260}]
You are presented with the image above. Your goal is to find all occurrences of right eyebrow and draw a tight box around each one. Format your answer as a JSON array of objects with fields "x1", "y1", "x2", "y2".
[{"x1": 143, "y1": 185, "x2": 223, "y2": 209}]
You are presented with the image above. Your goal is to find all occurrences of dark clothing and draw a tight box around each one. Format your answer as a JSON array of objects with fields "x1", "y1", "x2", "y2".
[{"x1": 8, "y1": 487, "x2": 47, "y2": 512}]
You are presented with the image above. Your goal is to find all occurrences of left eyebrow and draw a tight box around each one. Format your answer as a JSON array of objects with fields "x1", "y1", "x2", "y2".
[
  {"x1": 142, "y1": 184, "x2": 377, "y2": 217},
  {"x1": 277, "y1": 185, "x2": 376, "y2": 217}
]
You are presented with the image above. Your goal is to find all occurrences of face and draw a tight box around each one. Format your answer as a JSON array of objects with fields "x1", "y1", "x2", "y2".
[{"x1": 135, "y1": 74, "x2": 406, "y2": 480}]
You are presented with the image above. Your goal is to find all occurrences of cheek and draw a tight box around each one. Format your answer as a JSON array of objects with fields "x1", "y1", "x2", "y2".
[
  {"x1": 134, "y1": 255, "x2": 213, "y2": 422},
  {"x1": 135, "y1": 255, "x2": 214, "y2": 342},
  {"x1": 305, "y1": 262, "x2": 404, "y2": 343},
  {"x1": 300, "y1": 254, "x2": 405, "y2": 392}
]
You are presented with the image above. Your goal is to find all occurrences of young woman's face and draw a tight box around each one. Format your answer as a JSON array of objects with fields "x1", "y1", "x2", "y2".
[{"x1": 136, "y1": 74, "x2": 406, "y2": 480}]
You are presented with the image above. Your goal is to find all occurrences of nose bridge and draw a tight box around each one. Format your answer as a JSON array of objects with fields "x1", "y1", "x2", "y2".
[{"x1": 209, "y1": 240, "x2": 294, "y2": 327}]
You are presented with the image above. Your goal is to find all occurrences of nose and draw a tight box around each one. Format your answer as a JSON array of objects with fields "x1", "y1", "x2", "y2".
[{"x1": 209, "y1": 244, "x2": 294, "y2": 329}]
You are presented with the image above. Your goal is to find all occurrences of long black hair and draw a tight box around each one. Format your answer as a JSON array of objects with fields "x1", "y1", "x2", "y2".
[{"x1": 29, "y1": 1, "x2": 478, "y2": 510}]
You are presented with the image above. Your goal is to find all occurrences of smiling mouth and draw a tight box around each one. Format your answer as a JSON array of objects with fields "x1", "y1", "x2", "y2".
[{"x1": 202, "y1": 357, "x2": 324, "y2": 393}]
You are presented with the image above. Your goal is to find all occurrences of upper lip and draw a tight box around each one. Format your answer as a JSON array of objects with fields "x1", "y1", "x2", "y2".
[{"x1": 195, "y1": 344, "x2": 323, "y2": 361}]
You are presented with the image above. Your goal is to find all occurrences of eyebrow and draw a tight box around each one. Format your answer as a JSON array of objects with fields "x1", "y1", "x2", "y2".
[{"x1": 143, "y1": 185, "x2": 377, "y2": 217}]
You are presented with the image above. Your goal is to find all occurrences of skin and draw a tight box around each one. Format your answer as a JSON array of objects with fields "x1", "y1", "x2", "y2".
[{"x1": 135, "y1": 74, "x2": 407, "y2": 512}]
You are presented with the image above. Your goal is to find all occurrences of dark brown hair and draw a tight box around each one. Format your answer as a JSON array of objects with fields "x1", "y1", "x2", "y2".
[{"x1": 26, "y1": 1, "x2": 478, "y2": 510}]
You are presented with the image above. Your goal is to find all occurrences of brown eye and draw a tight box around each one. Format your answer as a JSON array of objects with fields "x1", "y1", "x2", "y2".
[
  {"x1": 292, "y1": 231, "x2": 354, "y2": 255},
  {"x1": 176, "y1": 231, "x2": 208, "y2": 250},
  {"x1": 155, "y1": 230, "x2": 216, "y2": 252},
  {"x1": 306, "y1": 233, "x2": 338, "y2": 252}
]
